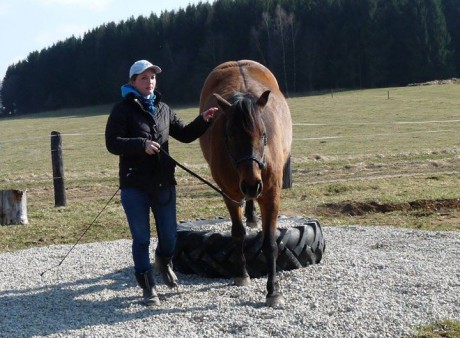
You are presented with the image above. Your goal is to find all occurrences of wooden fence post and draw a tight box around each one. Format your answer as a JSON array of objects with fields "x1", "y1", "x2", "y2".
[
  {"x1": 0, "y1": 190, "x2": 29, "y2": 225},
  {"x1": 51, "y1": 131, "x2": 66, "y2": 207},
  {"x1": 282, "y1": 154, "x2": 292, "y2": 189}
]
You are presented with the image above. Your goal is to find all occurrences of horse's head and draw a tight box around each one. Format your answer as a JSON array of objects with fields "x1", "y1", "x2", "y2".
[{"x1": 213, "y1": 90, "x2": 270, "y2": 200}]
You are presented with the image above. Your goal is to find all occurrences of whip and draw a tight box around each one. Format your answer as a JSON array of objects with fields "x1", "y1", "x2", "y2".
[{"x1": 40, "y1": 188, "x2": 120, "y2": 276}]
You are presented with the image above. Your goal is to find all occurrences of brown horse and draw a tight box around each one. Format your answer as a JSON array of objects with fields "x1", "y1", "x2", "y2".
[{"x1": 199, "y1": 60, "x2": 292, "y2": 307}]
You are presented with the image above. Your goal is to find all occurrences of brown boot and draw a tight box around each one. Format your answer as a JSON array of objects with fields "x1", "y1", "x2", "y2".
[
  {"x1": 155, "y1": 252, "x2": 178, "y2": 288},
  {"x1": 135, "y1": 269, "x2": 160, "y2": 306}
]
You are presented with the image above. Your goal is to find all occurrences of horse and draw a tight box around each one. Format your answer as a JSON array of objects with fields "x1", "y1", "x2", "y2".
[{"x1": 199, "y1": 60, "x2": 292, "y2": 307}]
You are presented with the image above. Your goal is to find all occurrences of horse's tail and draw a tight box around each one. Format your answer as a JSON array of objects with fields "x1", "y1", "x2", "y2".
[{"x1": 282, "y1": 153, "x2": 292, "y2": 189}]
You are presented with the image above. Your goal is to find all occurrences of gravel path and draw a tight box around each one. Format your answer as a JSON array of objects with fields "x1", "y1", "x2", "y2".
[{"x1": 1, "y1": 217, "x2": 459, "y2": 338}]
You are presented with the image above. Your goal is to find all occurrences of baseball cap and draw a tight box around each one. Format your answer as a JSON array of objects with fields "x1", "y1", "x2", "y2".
[{"x1": 129, "y1": 60, "x2": 162, "y2": 78}]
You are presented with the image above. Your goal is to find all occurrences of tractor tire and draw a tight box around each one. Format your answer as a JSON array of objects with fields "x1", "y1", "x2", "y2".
[{"x1": 173, "y1": 218, "x2": 325, "y2": 278}]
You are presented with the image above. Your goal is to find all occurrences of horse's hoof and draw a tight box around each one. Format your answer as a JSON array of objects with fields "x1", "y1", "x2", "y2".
[
  {"x1": 233, "y1": 276, "x2": 251, "y2": 286},
  {"x1": 266, "y1": 294, "x2": 285, "y2": 308}
]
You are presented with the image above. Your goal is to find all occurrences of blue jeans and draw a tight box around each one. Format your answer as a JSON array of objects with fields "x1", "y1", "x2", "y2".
[{"x1": 121, "y1": 186, "x2": 177, "y2": 274}]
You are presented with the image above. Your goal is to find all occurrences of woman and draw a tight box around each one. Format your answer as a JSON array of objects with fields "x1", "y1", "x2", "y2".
[{"x1": 105, "y1": 60, "x2": 217, "y2": 306}]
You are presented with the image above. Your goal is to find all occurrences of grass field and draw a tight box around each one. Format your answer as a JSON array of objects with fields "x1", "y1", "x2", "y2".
[
  {"x1": 1, "y1": 83, "x2": 459, "y2": 336},
  {"x1": 0, "y1": 83, "x2": 459, "y2": 253}
]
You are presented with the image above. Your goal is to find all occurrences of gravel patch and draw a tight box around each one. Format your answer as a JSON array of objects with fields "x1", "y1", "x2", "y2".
[{"x1": 1, "y1": 217, "x2": 459, "y2": 338}]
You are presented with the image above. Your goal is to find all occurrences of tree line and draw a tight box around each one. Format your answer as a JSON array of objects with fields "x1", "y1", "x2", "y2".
[{"x1": 1, "y1": 0, "x2": 459, "y2": 115}]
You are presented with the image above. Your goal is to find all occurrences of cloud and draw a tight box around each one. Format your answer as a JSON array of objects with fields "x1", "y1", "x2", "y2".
[{"x1": 33, "y1": 0, "x2": 113, "y2": 11}]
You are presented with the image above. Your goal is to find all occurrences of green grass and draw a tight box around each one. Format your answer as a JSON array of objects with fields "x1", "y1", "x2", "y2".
[
  {"x1": 1, "y1": 84, "x2": 459, "y2": 253},
  {"x1": 406, "y1": 320, "x2": 460, "y2": 338}
]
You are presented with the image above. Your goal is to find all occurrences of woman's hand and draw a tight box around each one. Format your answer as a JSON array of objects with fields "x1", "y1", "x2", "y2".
[
  {"x1": 145, "y1": 140, "x2": 161, "y2": 155},
  {"x1": 201, "y1": 107, "x2": 218, "y2": 122}
]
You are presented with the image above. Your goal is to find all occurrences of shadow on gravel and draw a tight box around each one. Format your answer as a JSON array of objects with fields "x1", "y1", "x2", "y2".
[{"x1": 0, "y1": 267, "x2": 213, "y2": 337}]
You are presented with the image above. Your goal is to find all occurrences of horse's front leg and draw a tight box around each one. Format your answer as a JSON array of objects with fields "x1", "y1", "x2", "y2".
[
  {"x1": 262, "y1": 227, "x2": 284, "y2": 307},
  {"x1": 226, "y1": 200, "x2": 250, "y2": 286},
  {"x1": 260, "y1": 191, "x2": 285, "y2": 307}
]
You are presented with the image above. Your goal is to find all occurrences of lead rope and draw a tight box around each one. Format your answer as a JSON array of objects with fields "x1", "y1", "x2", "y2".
[{"x1": 159, "y1": 148, "x2": 244, "y2": 207}]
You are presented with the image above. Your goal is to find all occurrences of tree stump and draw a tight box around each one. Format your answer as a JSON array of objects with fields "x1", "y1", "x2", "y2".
[{"x1": 0, "y1": 190, "x2": 29, "y2": 225}]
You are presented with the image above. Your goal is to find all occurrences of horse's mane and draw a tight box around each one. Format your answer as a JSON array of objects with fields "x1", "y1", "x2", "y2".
[{"x1": 228, "y1": 92, "x2": 261, "y2": 134}]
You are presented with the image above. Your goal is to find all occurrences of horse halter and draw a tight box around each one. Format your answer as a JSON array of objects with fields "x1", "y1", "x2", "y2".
[{"x1": 225, "y1": 132, "x2": 267, "y2": 170}]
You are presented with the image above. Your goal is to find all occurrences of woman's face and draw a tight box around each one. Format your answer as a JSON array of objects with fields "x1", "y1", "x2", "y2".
[{"x1": 131, "y1": 69, "x2": 156, "y2": 97}]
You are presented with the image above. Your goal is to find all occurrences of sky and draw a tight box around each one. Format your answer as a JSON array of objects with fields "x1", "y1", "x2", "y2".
[{"x1": 0, "y1": 0, "x2": 211, "y2": 81}]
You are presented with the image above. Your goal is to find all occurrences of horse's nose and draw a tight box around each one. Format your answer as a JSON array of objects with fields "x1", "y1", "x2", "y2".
[{"x1": 241, "y1": 180, "x2": 263, "y2": 200}]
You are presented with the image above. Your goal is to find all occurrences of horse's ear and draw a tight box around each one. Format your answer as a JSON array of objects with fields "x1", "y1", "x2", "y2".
[
  {"x1": 257, "y1": 90, "x2": 271, "y2": 108},
  {"x1": 213, "y1": 93, "x2": 232, "y2": 109}
]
